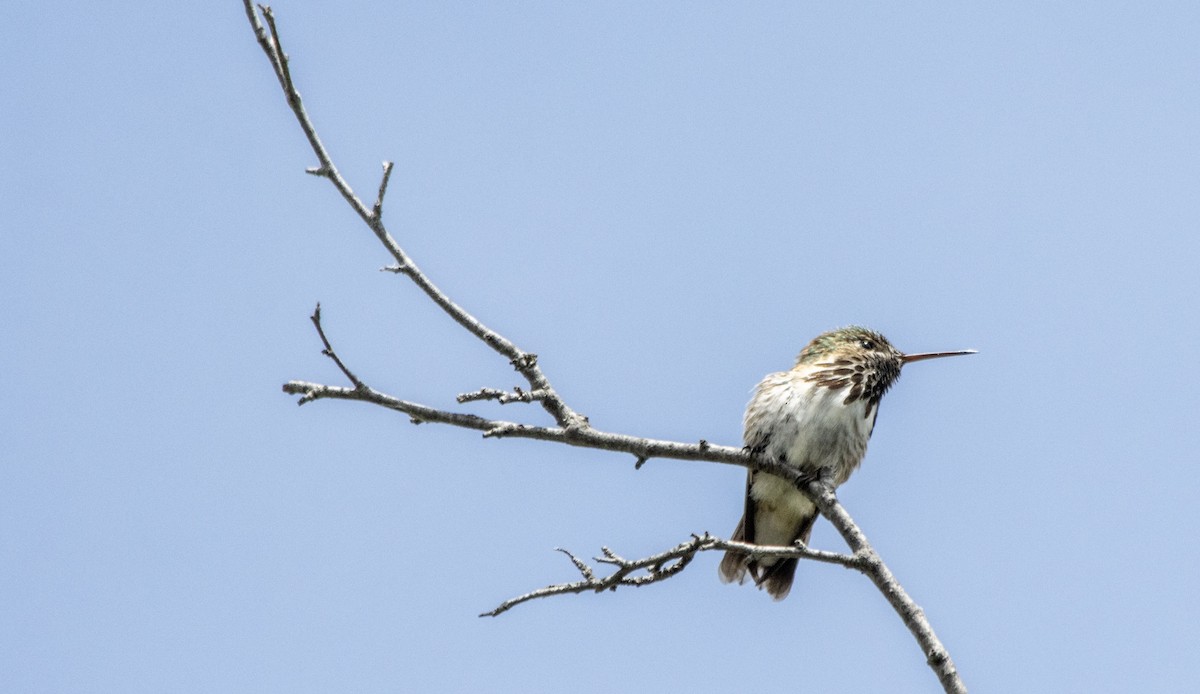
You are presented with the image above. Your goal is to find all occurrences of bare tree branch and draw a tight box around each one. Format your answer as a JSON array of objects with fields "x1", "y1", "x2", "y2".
[
  {"x1": 247, "y1": 3, "x2": 584, "y2": 431},
  {"x1": 244, "y1": 5, "x2": 965, "y2": 692},
  {"x1": 482, "y1": 533, "x2": 862, "y2": 617}
]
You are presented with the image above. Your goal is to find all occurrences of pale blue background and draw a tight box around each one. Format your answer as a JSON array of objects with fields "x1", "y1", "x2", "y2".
[{"x1": 4, "y1": 2, "x2": 1198, "y2": 692}]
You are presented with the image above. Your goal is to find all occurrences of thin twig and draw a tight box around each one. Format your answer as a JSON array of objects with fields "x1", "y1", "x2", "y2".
[
  {"x1": 482, "y1": 532, "x2": 861, "y2": 617},
  {"x1": 481, "y1": 536, "x2": 704, "y2": 617},
  {"x1": 309, "y1": 303, "x2": 364, "y2": 390},
  {"x1": 282, "y1": 375, "x2": 752, "y2": 465},
  {"x1": 372, "y1": 161, "x2": 394, "y2": 219}
]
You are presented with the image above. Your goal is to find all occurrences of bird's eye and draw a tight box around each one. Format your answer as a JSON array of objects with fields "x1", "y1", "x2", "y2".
[{"x1": 860, "y1": 339, "x2": 876, "y2": 350}]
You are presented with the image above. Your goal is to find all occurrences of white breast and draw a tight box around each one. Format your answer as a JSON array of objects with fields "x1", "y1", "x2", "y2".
[{"x1": 743, "y1": 369, "x2": 875, "y2": 485}]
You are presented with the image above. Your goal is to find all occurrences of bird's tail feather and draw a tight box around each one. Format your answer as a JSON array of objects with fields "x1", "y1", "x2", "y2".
[
  {"x1": 717, "y1": 516, "x2": 749, "y2": 585},
  {"x1": 718, "y1": 511, "x2": 816, "y2": 601}
]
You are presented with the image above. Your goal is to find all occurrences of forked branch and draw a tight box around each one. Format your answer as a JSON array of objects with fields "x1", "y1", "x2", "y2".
[
  {"x1": 482, "y1": 533, "x2": 863, "y2": 617},
  {"x1": 244, "y1": 5, "x2": 964, "y2": 692},
  {"x1": 244, "y1": 2, "x2": 584, "y2": 432}
]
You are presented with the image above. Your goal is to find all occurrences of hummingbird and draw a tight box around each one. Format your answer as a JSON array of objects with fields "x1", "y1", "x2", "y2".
[{"x1": 718, "y1": 326, "x2": 975, "y2": 600}]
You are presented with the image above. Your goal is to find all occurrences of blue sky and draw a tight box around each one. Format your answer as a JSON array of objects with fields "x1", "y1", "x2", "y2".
[{"x1": 3, "y1": 2, "x2": 1198, "y2": 692}]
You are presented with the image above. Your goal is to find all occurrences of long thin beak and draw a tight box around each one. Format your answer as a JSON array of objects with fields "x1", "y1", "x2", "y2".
[{"x1": 901, "y1": 349, "x2": 978, "y2": 364}]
